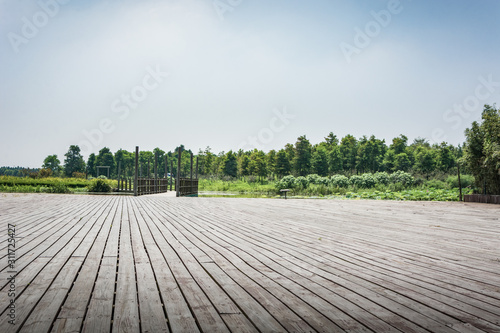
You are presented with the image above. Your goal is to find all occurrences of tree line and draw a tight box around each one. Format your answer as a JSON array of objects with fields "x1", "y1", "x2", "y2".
[
  {"x1": 3, "y1": 105, "x2": 498, "y2": 194},
  {"x1": 35, "y1": 145, "x2": 196, "y2": 179}
]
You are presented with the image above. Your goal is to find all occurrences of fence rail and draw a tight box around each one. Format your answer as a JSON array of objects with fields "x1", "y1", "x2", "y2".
[
  {"x1": 117, "y1": 177, "x2": 134, "y2": 193},
  {"x1": 178, "y1": 178, "x2": 199, "y2": 197},
  {"x1": 464, "y1": 194, "x2": 500, "y2": 204}
]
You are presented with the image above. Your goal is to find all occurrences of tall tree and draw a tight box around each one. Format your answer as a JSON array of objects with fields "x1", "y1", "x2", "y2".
[
  {"x1": 42, "y1": 155, "x2": 61, "y2": 176},
  {"x1": 96, "y1": 147, "x2": 115, "y2": 178},
  {"x1": 239, "y1": 154, "x2": 251, "y2": 177},
  {"x1": 222, "y1": 151, "x2": 238, "y2": 178},
  {"x1": 87, "y1": 153, "x2": 96, "y2": 177},
  {"x1": 64, "y1": 145, "x2": 86, "y2": 177},
  {"x1": 275, "y1": 149, "x2": 291, "y2": 177},
  {"x1": 267, "y1": 150, "x2": 277, "y2": 177},
  {"x1": 293, "y1": 135, "x2": 312, "y2": 176},
  {"x1": 340, "y1": 134, "x2": 358, "y2": 173},
  {"x1": 311, "y1": 147, "x2": 329, "y2": 176},
  {"x1": 390, "y1": 134, "x2": 408, "y2": 155},
  {"x1": 328, "y1": 146, "x2": 343, "y2": 173},
  {"x1": 462, "y1": 104, "x2": 500, "y2": 194}
]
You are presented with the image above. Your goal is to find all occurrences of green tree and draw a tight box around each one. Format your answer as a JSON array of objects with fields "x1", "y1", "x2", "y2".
[
  {"x1": 275, "y1": 149, "x2": 291, "y2": 177},
  {"x1": 328, "y1": 146, "x2": 343, "y2": 173},
  {"x1": 139, "y1": 151, "x2": 154, "y2": 177},
  {"x1": 390, "y1": 134, "x2": 408, "y2": 155},
  {"x1": 293, "y1": 135, "x2": 312, "y2": 176},
  {"x1": 355, "y1": 135, "x2": 385, "y2": 173},
  {"x1": 239, "y1": 154, "x2": 250, "y2": 177},
  {"x1": 382, "y1": 149, "x2": 396, "y2": 172},
  {"x1": 96, "y1": 147, "x2": 115, "y2": 178},
  {"x1": 42, "y1": 155, "x2": 61, "y2": 176},
  {"x1": 115, "y1": 149, "x2": 134, "y2": 177},
  {"x1": 415, "y1": 149, "x2": 436, "y2": 178},
  {"x1": 87, "y1": 153, "x2": 96, "y2": 177},
  {"x1": 267, "y1": 150, "x2": 277, "y2": 177},
  {"x1": 394, "y1": 153, "x2": 411, "y2": 172},
  {"x1": 222, "y1": 151, "x2": 238, "y2": 178},
  {"x1": 324, "y1": 132, "x2": 339, "y2": 148},
  {"x1": 436, "y1": 143, "x2": 455, "y2": 172},
  {"x1": 462, "y1": 104, "x2": 500, "y2": 194},
  {"x1": 64, "y1": 145, "x2": 86, "y2": 177},
  {"x1": 340, "y1": 134, "x2": 358, "y2": 172},
  {"x1": 311, "y1": 147, "x2": 329, "y2": 176}
]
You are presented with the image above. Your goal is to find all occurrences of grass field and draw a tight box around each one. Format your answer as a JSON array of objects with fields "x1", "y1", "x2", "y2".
[{"x1": 0, "y1": 176, "x2": 117, "y2": 193}]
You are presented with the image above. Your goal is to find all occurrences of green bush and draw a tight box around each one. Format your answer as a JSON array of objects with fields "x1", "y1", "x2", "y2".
[
  {"x1": 390, "y1": 170, "x2": 414, "y2": 187},
  {"x1": 374, "y1": 172, "x2": 390, "y2": 185},
  {"x1": 446, "y1": 175, "x2": 474, "y2": 188},
  {"x1": 306, "y1": 174, "x2": 322, "y2": 185},
  {"x1": 45, "y1": 183, "x2": 71, "y2": 193},
  {"x1": 424, "y1": 179, "x2": 449, "y2": 190},
  {"x1": 330, "y1": 175, "x2": 350, "y2": 188},
  {"x1": 275, "y1": 175, "x2": 295, "y2": 190},
  {"x1": 88, "y1": 179, "x2": 112, "y2": 192},
  {"x1": 294, "y1": 176, "x2": 309, "y2": 189}
]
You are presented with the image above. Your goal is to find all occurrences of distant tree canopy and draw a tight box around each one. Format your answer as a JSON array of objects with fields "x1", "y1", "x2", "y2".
[
  {"x1": 64, "y1": 145, "x2": 86, "y2": 177},
  {"x1": 11, "y1": 106, "x2": 495, "y2": 190},
  {"x1": 462, "y1": 104, "x2": 500, "y2": 194},
  {"x1": 43, "y1": 155, "x2": 61, "y2": 175}
]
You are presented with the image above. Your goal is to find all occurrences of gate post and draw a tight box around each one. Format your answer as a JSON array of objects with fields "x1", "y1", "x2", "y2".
[
  {"x1": 190, "y1": 153, "x2": 193, "y2": 195},
  {"x1": 134, "y1": 146, "x2": 139, "y2": 196},
  {"x1": 176, "y1": 147, "x2": 182, "y2": 197},
  {"x1": 154, "y1": 152, "x2": 158, "y2": 193},
  {"x1": 170, "y1": 158, "x2": 174, "y2": 191}
]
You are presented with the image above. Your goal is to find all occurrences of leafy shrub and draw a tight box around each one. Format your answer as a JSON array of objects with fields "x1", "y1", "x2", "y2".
[
  {"x1": 349, "y1": 175, "x2": 363, "y2": 188},
  {"x1": 390, "y1": 170, "x2": 414, "y2": 187},
  {"x1": 72, "y1": 172, "x2": 86, "y2": 179},
  {"x1": 294, "y1": 176, "x2": 309, "y2": 189},
  {"x1": 38, "y1": 168, "x2": 53, "y2": 178},
  {"x1": 446, "y1": 175, "x2": 474, "y2": 188},
  {"x1": 413, "y1": 177, "x2": 425, "y2": 187},
  {"x1": 45, "y1": 183, "x2": 70, "y2": 193},
  {"x1": 275, "y1": 175, "x2": 295, "y2": 190},
  {"x1": 97, "y1": 175, "x2": 108, "y2": 180},
  {"x1": 350, "y1": 174, "x2": 376, "y2": 188},
  {"x1": 373, "y1": 172, "x2": 390, "y2": 185},
  {"x1": 424, "y1": 179, "x2": 449, "y2": 189},
  {"x1": 306, "y1": 174, "x2": 322, "y2": 185},
  {"x1": 330, "y1": 175, "x2": 350, "y2": 188},
  {"x1": 88, "y1": 179, "x2": 111, "y2": 192}
]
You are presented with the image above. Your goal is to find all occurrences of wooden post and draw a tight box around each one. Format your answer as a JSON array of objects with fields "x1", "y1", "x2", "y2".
[
  {"x1": 190, "y1": 153, "x2": 193, "y2": 195},
  {"x1": 165, "y1": 155, "x2": 168, "y2": 192},
  {"x1": 154, "y1": 152, "x2": 158, "y2": 193},
  {"x1": 457, "y1": 163, "x2": 462, "y2": 202},
  {"x1": 117, "y1": 161, "x2": 121, "y2": 192},
  {"x1": 195, "y1": 156, "x2": 199, "y2": 179},
  {"x1": 170, "y1": 158, "x2": 174, "y2": 191},
  {"x1": 176, "y1": 147, "x2": 182, "y2": 197},
  {"x1": 134, "y1": 146, "x2": 139, "y2": 196},
  {"x1": 195, "y1": 156, "x2": 199, "y2": 195}
]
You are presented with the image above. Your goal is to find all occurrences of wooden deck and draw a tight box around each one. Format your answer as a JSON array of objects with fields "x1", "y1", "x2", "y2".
[{"x1": 1, "y1": 193, "x2": 499, "y2": 333}]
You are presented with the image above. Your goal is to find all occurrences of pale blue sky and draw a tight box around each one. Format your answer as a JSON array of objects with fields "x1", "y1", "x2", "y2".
[{"x1": 1, "y1": 0, "x2": 499, "y2": 167}]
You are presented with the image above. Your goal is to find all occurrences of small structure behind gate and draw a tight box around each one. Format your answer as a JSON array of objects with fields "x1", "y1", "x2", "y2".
[{"x1": 125, "y1": 146, "x2": 198, "y2": 197}]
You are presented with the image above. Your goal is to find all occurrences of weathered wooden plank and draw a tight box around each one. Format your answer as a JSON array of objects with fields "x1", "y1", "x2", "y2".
[
  {"x1": 132, "y1": 199, "x2": 230, "y2": 333},
  {"x1": 52, "y1": 198, "x2": 120, "y2": 333},
  {"x1": 81, "y1": 256, "x2": 116, "y2": 333},
  {"x1": 126, "y1": 200, "x2": 200, "y2": 333},
  {"x1": 19, "y1": 257, "x2": 84, "y2": 333},
  {"x1": 112, "y1": 199, "x2": 140, "y2": 333}
]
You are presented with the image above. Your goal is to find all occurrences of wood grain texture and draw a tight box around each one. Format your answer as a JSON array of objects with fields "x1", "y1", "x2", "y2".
[{"x1": 0, "y1": 193, "x2": 498, "y2": 333}]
